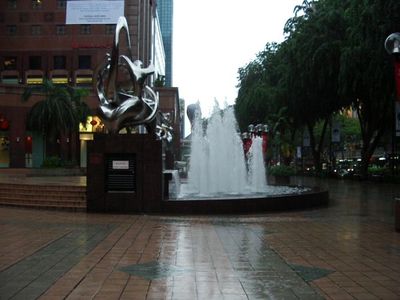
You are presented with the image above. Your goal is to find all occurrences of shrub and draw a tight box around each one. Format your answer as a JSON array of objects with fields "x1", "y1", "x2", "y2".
[
  {"x1": 368, "y1": 166, "x2": 388, "y2": 176},
  {"x1": 268, "y1": 164, "x2": 296, "y2": 177},
  {"x1": 41, "y1": 156, "x2": 64, "y2": 168}
]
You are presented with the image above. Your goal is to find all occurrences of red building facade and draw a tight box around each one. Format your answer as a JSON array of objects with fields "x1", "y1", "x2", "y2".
[{"x1": 0, "y1": 0, "x2": 180, "y2": 168}]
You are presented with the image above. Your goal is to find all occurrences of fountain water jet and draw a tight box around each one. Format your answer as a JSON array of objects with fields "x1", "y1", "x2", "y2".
[
  {"x1": 165, "y1": 103, "x2": 329, "y2": 213},
  {"x1": 247, "y1": 136, "x2": 268, "y2": 192},
  {"x1": 185, "y1": 104, "x2": 248, "y2": 196},
  {"x1": 179, "y1": 103, "x2": 306, "y2": 199}
]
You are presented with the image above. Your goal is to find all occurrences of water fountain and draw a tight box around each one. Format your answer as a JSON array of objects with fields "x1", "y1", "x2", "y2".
[
  {"x1": 184, "y1": 104, "x2": 248, "y2": 196},
  {"x1": 164, "y1": 103, "x2": 329, "y2": 214},
  {"x1": 178, "y1": 103, "x2": 305, "y2": 197}
]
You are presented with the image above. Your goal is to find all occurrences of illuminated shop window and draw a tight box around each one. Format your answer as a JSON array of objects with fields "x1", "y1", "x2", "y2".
[
  {"x1": 1, "y1": 75, "x2": 19, "y2": 84},
  {"x1": 26, "y1": 76, "x2": 43, "y2": 84},
  {"x1": 80, "y1": 116, "x2": 104, "y2": 133},
  {"x1": 4, "y1": 57, "x2": 17, "y2": 70},
  {"x1": 75, "y1": 76, "x2": 92, "y2": 85},
  {"x1": 51, "y1": 76, "x2": 68, "y2": 84}
]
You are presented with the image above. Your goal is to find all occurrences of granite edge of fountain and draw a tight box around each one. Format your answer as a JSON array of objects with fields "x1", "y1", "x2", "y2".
[{"x1": 162, "y1": 185, "x2": 329, "y2": 215}]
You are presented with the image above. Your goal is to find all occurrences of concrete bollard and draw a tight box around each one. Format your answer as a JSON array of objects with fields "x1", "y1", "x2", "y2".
[{"x1": 396, "y1": 198, "x2": 400, "y2": 232}]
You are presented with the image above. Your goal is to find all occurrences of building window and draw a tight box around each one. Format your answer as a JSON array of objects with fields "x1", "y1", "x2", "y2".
[
  {"x1": 53, "y1": 56, "x2": 66, "y2": 69},
  {"x1": 29, "y1": 56, "x2": 41, "y2": 70},
  {"x1": 80, "y1": 25, "x2": 91, "y2": 35},
  {"x1": 105, "y1": 24, "x2": 116, "y2": 35},
  {"x1": 78, "y1": 56, "x2": 91, "y2": 69},
  {"x1": 32, "y1": 0, "x2": 42, "y2": 9},
  {"x1": 44, "y1": 13, "x2": 54, "y2": 22},
  {"x1": 56, "y1": 25, "x2": 66, "y2": 35},
  {"x1": 6, "y1": 25, "x2": 17, "y2": 36},
  {"x1": 57, "y1": 0, "x2": 66, "y2": 9},
  {"x1": 19, "y1": 13, "x2": 29, "y2": 22},
  {"x1": 4, "y1": 57, "x2": 17, "y2": 70},
  {"x1": 8, "y1": 0, "x2": 17, "y2": 9},
  {"x1": 31, "y1": 25, "x2": 41, "y2": 36}
]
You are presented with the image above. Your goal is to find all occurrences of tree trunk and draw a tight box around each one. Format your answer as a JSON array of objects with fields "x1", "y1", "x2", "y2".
[
  {"x1": 307, "y1": 117, "x2": 329, "y2": 174},
  {"x1": 356, "y1": 102, "x2": 387, "y2": 180}
]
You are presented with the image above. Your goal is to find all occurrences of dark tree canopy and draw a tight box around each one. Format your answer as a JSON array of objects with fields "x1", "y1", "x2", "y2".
[{"x1": 235, "y1": 0, "x2": 400, "y2": 176}]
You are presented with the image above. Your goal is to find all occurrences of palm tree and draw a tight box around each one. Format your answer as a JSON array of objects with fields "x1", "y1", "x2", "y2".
[{"x1": 22, "y1": 79, "x2": 90, "y2": 160}]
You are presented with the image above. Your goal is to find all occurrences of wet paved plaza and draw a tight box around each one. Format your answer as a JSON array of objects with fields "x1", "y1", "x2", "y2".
[{"x1": 0, "y1": 177, "x2": 400, "y2": 299}]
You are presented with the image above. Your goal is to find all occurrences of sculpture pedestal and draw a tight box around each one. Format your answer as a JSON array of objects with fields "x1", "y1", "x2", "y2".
[{"x1": 87, "y1": 134, "x2": 163, "y2": 213}]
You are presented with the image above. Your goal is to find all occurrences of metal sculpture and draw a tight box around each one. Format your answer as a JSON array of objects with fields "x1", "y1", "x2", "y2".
[{"x1": 93, "y1": 16, "x2": 167, "y2": 137}]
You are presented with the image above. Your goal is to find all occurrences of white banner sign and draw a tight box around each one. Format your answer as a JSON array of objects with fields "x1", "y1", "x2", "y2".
[{"x1": 66, "y1": 0, "x2": 124, "y2": 24}]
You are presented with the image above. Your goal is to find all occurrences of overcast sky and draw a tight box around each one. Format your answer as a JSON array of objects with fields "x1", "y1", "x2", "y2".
[{"x1": 173, "y1": 0, "x2": 300, "y2": 123}]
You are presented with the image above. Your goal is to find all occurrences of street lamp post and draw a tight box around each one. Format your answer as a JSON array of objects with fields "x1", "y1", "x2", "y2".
[{"x1": 384, "y1": 32, "x2": 400, "y2": 174}]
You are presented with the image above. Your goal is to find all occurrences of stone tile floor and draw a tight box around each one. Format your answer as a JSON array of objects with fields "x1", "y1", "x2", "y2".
[{"x1": 0, "y1": 176, "x2": 399, "y2": 299}]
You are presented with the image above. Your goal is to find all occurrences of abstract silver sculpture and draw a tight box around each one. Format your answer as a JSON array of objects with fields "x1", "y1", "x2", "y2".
[{"x1": 94, "y1": 16, "x2": 171, "y2": 138}]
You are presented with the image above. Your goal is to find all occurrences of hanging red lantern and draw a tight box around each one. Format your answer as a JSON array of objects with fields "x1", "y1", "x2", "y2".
[
  {"x1": 90, "y1": 119, "x2": 98, "y2": 126},
  {"x1": 0, "y1": 119, "x2": 9, "y2": 130}
]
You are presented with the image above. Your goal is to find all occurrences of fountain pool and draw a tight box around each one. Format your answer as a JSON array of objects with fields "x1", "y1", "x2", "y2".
[
  {"x1": 162, "y1": 103, "x2": 328, "y2": 214},
  {"x1": 179, "y1": 104, "x2": 308, "y2": 197}
]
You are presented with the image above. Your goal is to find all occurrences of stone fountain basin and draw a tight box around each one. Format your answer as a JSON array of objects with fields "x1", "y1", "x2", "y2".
[{"x1": 162, "y1": 186, "x2": 329, "y2": 214}]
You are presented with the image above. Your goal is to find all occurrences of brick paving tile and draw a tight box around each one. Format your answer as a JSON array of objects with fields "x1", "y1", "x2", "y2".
[
  {"x1": 351, "y1": 293, "x2": 380, "y2": 300},
  {"x1": 0, "y1": 177, "x2": 399, "y2": 299}
]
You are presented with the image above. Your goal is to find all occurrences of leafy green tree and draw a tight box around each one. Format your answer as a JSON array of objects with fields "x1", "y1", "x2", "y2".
[
  {"x1": 236, "y1": 43, "x2": 283, "y2": 130},
  {"x1": 282, "y1": 0, "x2": 349, "y2": 172},
  {"x1": 338, "y1": 0, "x2": 400, "y2": 178},
  {"x1": 154, "y1": 75, "x2": 166, "y2": 87},
  {"x1": 236, "y1": 42, "x2": 296, "y2": 164},
  {"x1": 22, "y1": 79, "x2": 90, "y2": 159},
  {"x1": 284, "y1": 0, "x2": 316, "y2": 34},
  {"x1": 266, "y1": 106, "x2": 295, "y2": 165},
  {"x1": 336, "y1": 112, "x2": 361, "y2": 145},
  {"x1": 236, "y1": 0, "x2": 400, "y2": 178}
]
